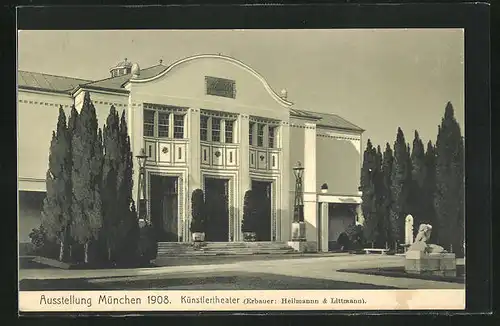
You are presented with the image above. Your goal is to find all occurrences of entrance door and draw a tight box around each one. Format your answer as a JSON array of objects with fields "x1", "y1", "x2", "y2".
[
  {"x1": 252, "y1": 180, "x2": 272, "y2": 241},
  {"x1": 150, "y1": 175, "x2": 179, "y2": 242},
  {"x1": 204, "y1": 178, "x2": 229, "y2": 242}
]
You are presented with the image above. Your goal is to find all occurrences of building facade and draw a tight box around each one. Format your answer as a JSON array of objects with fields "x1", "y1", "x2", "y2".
[{"x1": 18, "y1": 54, "x2": 364, "y2": 251}]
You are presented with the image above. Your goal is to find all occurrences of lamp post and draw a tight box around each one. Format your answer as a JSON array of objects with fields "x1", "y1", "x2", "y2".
[
  {"x1": 136, "y1": 148, "x2": 148, "y2": 225},
  {"x1": 292, "y1": 161, "x2": 306, "y2": 241}
]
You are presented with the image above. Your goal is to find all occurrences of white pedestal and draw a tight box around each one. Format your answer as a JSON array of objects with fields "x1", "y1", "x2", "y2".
[
  {"x1": 287, "y1": 241, "x2": 317, "y2": 253},
  {"x1": 405, "y1": 251, "x2": 457, "y2": 276}
]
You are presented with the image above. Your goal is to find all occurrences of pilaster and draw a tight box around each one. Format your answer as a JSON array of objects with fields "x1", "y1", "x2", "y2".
[
  {"x1": 303, "y1": 122, "x2": 318, "y2": 247},
  {"x1": 187, "y1": 108, "x2": 202, "y2": 241},
  {"x1": 356, "y1": 204, "x2": 365, "y2": 225},
  {"x1": 238, "y1": 114, "x2": 251, "y2": 241},
  {"x1": 130, "y1": 99, "x2": 144, "y2": 214},
  {"x1": 320, "y1": 202, "x2": 329, "y2": 252},
  {"x1": 280, "y1": 122, "x2": 291, "y2": 241}
]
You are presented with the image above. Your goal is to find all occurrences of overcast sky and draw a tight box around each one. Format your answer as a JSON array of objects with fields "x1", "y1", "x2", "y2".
[{"x1": 18, "y1": 29, "x2": 464, "y2": 148}]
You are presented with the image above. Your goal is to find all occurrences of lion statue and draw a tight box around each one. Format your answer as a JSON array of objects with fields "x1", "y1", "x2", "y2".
[{"x1": 407, "y1": 224, "x2": 446, "y2": 254}]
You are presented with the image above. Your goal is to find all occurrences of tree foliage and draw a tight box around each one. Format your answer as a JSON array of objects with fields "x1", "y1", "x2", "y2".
[
  {"x1": 101, "y1": 106, "x2": 121, "y2": 262},
  {"x1": 241, "y1": 190, "x2": 258, "y2": 233},
  {"x1": 190, "y1": 189, "x2": 206, "y2": 233},
  {"x1": 40, "y1": 107, "x2": 72, "y2": 261},
  {"x1": 70, "y1": 92, "x2": 103, "y2": 263},
  {"x1": 380, "y1": 143, "x2": 394, "y2": 246},
  {"x1": 360, "y1": 140, "x2": 380, "y2": 245},
  {"x1": 423, "y1": 140, "x2": 437, "y2": 239},
  {"x1": 434, "y1": 102, "x2": 465, "y2": 253},
  {"x1": 389, "y1": 127, "x2": 412, "y2": 245},
  {"x1": 409, "y1": 130, "x2": 426, "y2": 231}
]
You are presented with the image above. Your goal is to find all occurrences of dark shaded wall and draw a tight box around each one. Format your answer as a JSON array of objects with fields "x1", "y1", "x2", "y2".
[{"x1": 18, "y1": 191, "x2": 45, "y2": 243}]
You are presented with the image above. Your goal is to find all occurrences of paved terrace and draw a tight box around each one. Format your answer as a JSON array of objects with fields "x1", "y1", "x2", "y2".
[{"x1": 19, "y1": 255, "x2": 465, "y2": 289}]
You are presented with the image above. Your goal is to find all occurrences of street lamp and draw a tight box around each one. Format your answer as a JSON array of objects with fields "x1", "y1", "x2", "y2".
[
  {"x1": 292, "y1": 161, "x2": 306, "y2": 241},
  {"x1": 136, "y1": 148, "x2": 148, "y2": 224}
]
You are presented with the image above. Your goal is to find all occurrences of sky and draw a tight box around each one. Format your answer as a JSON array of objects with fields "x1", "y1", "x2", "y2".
[{"x1": 17, "y1": 29, "x2": 464, "y2": 148}]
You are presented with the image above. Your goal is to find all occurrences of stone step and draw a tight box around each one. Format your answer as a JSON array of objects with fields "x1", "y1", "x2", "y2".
[{"x1": 156, "y1": 241, "x2": 295, "y2": 256}]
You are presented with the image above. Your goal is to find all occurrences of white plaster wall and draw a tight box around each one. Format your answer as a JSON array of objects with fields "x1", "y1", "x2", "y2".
[
  {"x1": 18, "y1": 191, "x2": 45, "y2": 243},
  {"x1": 17, "y1": 91, "x2": 74, "y2": 189},
  {"x1": 288, "y1": 122, "x2": 305, "y2": 218},
  {"x1": 316, "y1": 131, "x2": 362, "y2": 196}
]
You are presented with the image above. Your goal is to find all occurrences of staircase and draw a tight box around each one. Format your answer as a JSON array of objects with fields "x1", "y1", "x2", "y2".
[{"x1": 157, "y1": 241, "x2": 296, "y2": 257}]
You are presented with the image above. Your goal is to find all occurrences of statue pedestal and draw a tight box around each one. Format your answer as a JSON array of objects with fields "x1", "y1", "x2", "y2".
[{"x1": 405, "y1": 251, "x2": 457, "y2": 277}]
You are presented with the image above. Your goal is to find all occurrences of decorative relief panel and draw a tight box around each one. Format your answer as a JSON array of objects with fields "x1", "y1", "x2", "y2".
[
  {"x1": 145, "y1": 141, "x2": 157, "y2": 162},
  {"x1": 212, "y1": 147, "x2": 224, "y2": 166},
  {"x1": 257, "y1": 151, "x2": 267, "y2": 170},
  {"x1": 270, "y1": 153, "x2": 279, "y2": 170},
  {"x1": 174, "y1": 144, "x2": 186, "y2": 164},
  {"x1": 201, "y1": 146, "x2": 211, "y2": 165},
  {"x1": 226, "y1": 148, "x2": 237, "y2": 166},
  {"x1": 158, "y1": 142, "x2": 172, "y2": 163},
  {"x1": 249, "y1": 150, "x2": 257, "y2": 169},
  {"x1": 144, "y1": 139, "x2": 188, "y2": 166}
]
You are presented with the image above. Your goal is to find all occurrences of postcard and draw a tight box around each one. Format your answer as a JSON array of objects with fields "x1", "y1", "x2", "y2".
[{"x1": 18, "y1": 27, "x2": 467, "y2": 313}]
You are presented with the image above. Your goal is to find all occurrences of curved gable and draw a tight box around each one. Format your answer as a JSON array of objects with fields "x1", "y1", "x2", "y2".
[{"x1": 128, "y1": 54, "x2": 293, "y2": 111}]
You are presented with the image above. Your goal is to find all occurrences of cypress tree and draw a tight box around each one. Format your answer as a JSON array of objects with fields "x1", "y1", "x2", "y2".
[
  {"x1": 423, "y1": 140, "x2": 437, "y2": 239},
  {"x1": 389, "y1": 128, "x2": 412, "y2": 247},
  {"x1": 360, "y1": 140, "x2": 380, "y2": 246},
  {"x1": 101, "y1": 106, "x2": 121, "y2": 263},
  {"x1": 40, "y1": 107, "x2": 72, "y2": 261},
  {"x1": 410, "y1": 130, "x2": 426, "y2": 231},
  {"x1": 434, "y1": 102, "x2": 465, "y2": 254},
  {"x1": 375, "y1": 145, "x2": 385, "y2": 245},
  {"x1": 116, "y1": 110, "x2": 139, "y2": 263},
  {"x1": 381, "y1": 143, "x2": 394, "y2": 246},
  {"x1": 70, "y1": 92, "x2": 103, "y2": 264}
]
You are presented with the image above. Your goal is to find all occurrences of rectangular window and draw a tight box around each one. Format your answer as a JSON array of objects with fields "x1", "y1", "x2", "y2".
[
  {"x1": 143, "y1": 110, "x2": 155, "y2": 137},
  {"x1": 205, "y1": 76, "x2": 236, "y2": 99},
  {"x1": 268, "y1": 126, "x2": 276, "y2": 148},
  {"x1": 257, "y1": 123, "x2": 264, "y2": 147},
  {"x1": 173, "y1": 115, "x2": 184, "y2": 139},
  {"x1": 200, "y1": 116, "x2": 209, "y2": 141},
  {"x1": 212, "y1": 117, "x2": 221, "y2": 142},
  {"x1": 249, "y1": 122, "x2": 255, "y2": 146},
  {"x1": 158, "y1": 112, "x2": 170, "y2": 138},
  {"x1": 225, "y1": 120, "x2": 234, "y2": 143}
]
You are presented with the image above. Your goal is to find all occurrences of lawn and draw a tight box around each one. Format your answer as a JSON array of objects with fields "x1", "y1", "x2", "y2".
[
  {"x1": 337, "y1": 265, "x2": 465, "y2": 284},
  {"x1": 20, "y1": 271, "x2": 397, "y2": 291}
]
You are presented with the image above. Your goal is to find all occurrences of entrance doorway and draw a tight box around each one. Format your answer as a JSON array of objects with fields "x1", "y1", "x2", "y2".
[
  {"x1": 204, "y1": 178, "x2": 230, "y2": 242},
  {"x1": 251, "y1": 180, "x2": 272, "y2": 241},
  {"x1": 150, "y1": 175, "x2": 179, "y2": 242}
]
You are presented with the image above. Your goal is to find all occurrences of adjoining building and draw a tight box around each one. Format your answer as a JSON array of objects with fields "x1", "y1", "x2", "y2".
[{"x1": 17, "y1": 54, "x2": 364, "y2": 251}]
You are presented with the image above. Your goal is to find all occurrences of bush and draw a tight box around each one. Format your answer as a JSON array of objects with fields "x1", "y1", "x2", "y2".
[
  {"x1": 28, "y1": 226, "x2": 59, "y2": 258},
  {"x1": 241, "y1": 190, "x2": 258, "y2": 233},
  {"x1": 337, "y1": 232, "x2": 350, "y2": 251},
  {"x1": 346, "y1": 224, "x2": 365, "y2": 248},
  {"x1": 190, "y1": 189, "x2": 206, "y2": 233},
  {"x1": 137, "y1": 223, "x2": 158, "y2": 263},
  {"x1": 337, "y1": 224, "x2": 365, "y2": 251}
]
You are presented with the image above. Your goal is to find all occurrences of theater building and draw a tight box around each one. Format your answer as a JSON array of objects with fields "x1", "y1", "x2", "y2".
[{"x1": 18, "y1": 54, "x2": 364, "y2": 251}]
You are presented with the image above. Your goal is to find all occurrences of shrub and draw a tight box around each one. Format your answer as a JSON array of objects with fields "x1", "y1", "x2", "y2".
[
  {"x1": 137, "y1": 223, "x2": 158, "y2": 263},
  {"x1": 28, "y1": 226, "x2": 59, "y2": 259},
  {"x1": 241, "y1": 190, "x2": 258, "y2": 233},
  {"x1": 345, "y1": 223, "x2": 365, "y2": 249},
  {"x1": 190, "y1": 189, "x2": 206, "y2": 233}
]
